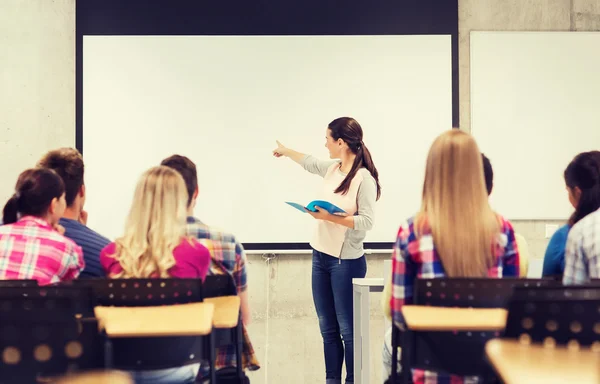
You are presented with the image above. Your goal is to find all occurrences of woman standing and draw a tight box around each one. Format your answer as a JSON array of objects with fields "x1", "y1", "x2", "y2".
[{"x1": 273, "y1": 117, "x2": 381, "y2": 384}]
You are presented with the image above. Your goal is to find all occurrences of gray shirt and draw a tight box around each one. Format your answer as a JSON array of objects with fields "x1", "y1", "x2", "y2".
[{"x1": 301, "y1": 155, "x2": 377, "y2": 259}]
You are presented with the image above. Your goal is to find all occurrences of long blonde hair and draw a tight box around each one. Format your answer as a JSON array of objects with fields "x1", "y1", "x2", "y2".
[
  {"x1": 111, "y1": 166, "x2": 189, "y2": 278},
  {"x1": 416, "y1": 130, "x2": 500, "y2": 277}
]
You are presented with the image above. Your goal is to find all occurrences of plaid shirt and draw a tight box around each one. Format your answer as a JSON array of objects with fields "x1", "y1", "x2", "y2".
[
  {"x1": 563, "y1": 208, "x2": 600, "y2": 285},
  {"x1": 0, "y1": 216, "x2": 84, "y2": 285},
  {"x1": 390, "y1": 215, "x2": 519, "y2": 384},
  {"x1": 186, "y1": 217, "x2": 259, "y2": 373}
]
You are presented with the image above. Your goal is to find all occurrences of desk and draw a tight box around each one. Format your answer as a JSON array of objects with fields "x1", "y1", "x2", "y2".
[
  {"x1": 486, "y1": 339, "x2": 600, "y2": 384},
  {"x1": 54, "y1": 371, "x2": 133, "y2": 384},
  {"x1": 205, "y1": 295, "x2": 241, "y2": 328},
  {"x1": 94, "y1": 302, "x2": 214, "y2": 337},
  {"x1": 402, "y1": 306, "x2": 508, "y2": 331},
  {"x1": 353, "y1": 277, "x2": 384, "y2": 384}
]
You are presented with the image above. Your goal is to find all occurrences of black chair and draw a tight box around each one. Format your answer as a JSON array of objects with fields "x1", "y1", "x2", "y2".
[
  {"x1": 0, "y1": 285, "x2": 96, "y2": 318},
  {"x1": 504, "y1": 285, "x2": 600, "y2": 347},
  {"x1": 204, "y1": 275, "x2": 246, "y2": 383},
  {"x1": 391, "y1": 278, "x2": 561, "y2": 384},
  {"x1": 64, "y1": 278, "x2": 216, "y2": 383},
  {"x1": 0, "y1": 315, "x2": 104, "y2": 383},
  {"x1": 0, "y1": 280, "x2": 38, "y2": 288}
]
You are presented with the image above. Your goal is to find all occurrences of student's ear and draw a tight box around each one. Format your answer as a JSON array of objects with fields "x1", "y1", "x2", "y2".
[
  {"x1": 574, "y1": 186, "x2": 582, "y2": 201},
  {"x1": 48, "y1": 197, "x2": 59, "y2": 215},
  {"x1": 79, "y1": 184, "x2": 86, "y2": 199},
  {"x1": 193, "y1": 187, "x2": 199, "y2": 200}
]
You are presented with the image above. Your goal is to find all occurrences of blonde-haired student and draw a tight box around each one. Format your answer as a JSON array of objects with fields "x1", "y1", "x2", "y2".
[
  {"x1": 388, "y1": 130, "x2": 520, "y2": 383},
  {"x1": 100, "y1": 166, "x2": 211, "y2": 383}
]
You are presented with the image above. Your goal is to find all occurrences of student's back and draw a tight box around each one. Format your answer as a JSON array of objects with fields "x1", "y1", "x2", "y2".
[
  {"x1": 542, "y1": 151, "x2": 600, "y2": 279},
  {"x1": 390, "y1": 130, "x2": 520, "y2": 384},
  {"x1": 100, "y1": 166, "x2": 211, "y2": 384},
  {"x1": 0, "y1": 168, "x2": 84, "y2": 285},
  {"x1": 38, "y1": 148, "x2": 111, "y2": 278}
]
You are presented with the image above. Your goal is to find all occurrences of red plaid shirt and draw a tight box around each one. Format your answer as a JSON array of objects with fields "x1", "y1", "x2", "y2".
[{"x1": 0, "y1": 216, "x2": 84, "y2": 285}]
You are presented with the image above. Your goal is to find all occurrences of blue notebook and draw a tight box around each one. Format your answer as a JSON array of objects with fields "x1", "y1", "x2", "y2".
[{"x1": 285, "y1": 200, "x2": 347, "y2": 215}]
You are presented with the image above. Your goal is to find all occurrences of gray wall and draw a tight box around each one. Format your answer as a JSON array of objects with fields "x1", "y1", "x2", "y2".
[{"x1": 1, "y1": 1, "x2": 599, "y2": 383}]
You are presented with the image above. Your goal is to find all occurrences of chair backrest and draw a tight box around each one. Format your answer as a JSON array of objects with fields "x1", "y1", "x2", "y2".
[
  {"x1": 414, "y1": 278, "x2": 560, "y2": 308},
  {"x1": 65, "y1": 278, "x2": 203, "y2": 307},
  {"x1": 401, "y1": 278, "x2": 560, "y2": 380},
  {"x1": 0, "y1": 316, "x2": 104, "y2": 383},
  {"x1": 63, "y1": 279, "x2": 207, "y2": 371},
  {"x1": 0, "y1": 286, "x2": 95, "y2": 318},
  {"x1": 504, "y1": 285, "x2": 600, "y2": 347},
  {"x1": 0, "y1": 280, "x2": 38, "y2": 288},
  {"x1": 204, "y1": 274, "x2": 237, "y2": 298}
]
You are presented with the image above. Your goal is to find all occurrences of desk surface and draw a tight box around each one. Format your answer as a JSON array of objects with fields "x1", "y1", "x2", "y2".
[
  {"x1": 486, "y1": 339, "x2": 600, "y2": 384},
  {"x1": 402, "y1": 305, "x2": 507, "y2": 331},
  {"x1": 95, "y1": 302, "x2": 214, "y2": 337},
  {"x1": 204, "y1": 295, "x2": 240, "y2": 328}
]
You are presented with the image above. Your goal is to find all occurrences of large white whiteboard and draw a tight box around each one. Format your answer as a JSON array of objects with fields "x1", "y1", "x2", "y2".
[
  {"x1": 471, "y1": 32, "x2": 600, "y2": 220},
  {"x1": 83, "y1": 36, "x2": 451, "y2": 245}
]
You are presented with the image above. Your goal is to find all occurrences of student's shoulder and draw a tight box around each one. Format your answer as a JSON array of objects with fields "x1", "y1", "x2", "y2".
[{"x1": 187, "y1": 219, "x2": 240, "y2": 244}]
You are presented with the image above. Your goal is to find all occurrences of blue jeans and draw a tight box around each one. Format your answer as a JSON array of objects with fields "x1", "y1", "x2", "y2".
[{"x1": 312, "y1": 250, "x2": 367, "y2": 384}]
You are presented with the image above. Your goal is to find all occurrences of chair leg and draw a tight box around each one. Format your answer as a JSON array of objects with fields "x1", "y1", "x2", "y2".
[
  {"x1": 400, "y1": 330, "x2": 413, "y2": 384},
  {"x1": 209, "y1": 330, "x2": 217, "y2": 383},
  {"x1": 234, "y1": 319, "x2": 244, "y2": 381},
  {"x1": 391, "y1": 328, "x2": 399, "y2": 383},
  {"x1": 104, "y1": 337, "x2": 113, "y2": 369}
]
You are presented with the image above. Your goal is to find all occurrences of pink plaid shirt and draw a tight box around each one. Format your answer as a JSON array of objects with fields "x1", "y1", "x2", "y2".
[{"x1": 0, "y1": 216, "x2": 84, "y2": 285}]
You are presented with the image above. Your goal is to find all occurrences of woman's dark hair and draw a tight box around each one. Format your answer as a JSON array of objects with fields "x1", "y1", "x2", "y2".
[
  {"x1": 2, "y1": 168, "x2": 65, "y2": 224},
  {"x1": 564, "y1": 150, "x2": 600, "y2": 226},
  {"x1": 328, "y1": 117, "x2": 381, "y2": 200}
]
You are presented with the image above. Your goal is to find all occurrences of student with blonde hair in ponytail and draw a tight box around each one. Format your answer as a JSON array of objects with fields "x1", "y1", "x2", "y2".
[
  {"x1": 273, "y1": 117, "x2": 380, "y2": 384},
  {"x1": 100, "y1": 166, "x2": 211, "y2": 383},
  {"x1": 388, "y1": 129, "x2": 520, "y2": 384}
]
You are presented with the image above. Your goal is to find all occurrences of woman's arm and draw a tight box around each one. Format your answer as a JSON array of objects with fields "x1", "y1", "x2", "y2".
[
  {"x1": 273, "y1": 140, "x2": 306, "y2": 164},
  {"x1": 391, "y1": 223, "x2": 417, "y2": 328},
  {"x1": 501, "y1": 220, "x2": 520, "y2": 277},
  {"x1": 273, "y1": 140, "x2": 336, "y2": 177}
]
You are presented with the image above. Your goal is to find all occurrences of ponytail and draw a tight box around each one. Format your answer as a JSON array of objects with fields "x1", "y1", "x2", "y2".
[
  {"x1": 565, "y1": 150, "x2": 600, "y2": 226},
  {"x1": 360, "y1": 144, "x2": 382, "y2": 200},
  {"x1": 3, "y1": 195, "x2": 19, "y2": 224},
  {"x1": 334, "y1": 143, "x2": 382, "y2": 200},
  {"x1": 328, "y1": 117, "x2": 382, "y2": 200}
]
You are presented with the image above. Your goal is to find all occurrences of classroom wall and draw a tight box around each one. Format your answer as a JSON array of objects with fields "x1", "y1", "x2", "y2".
[{"x1": 1, "y1": 0, "x2": 599, "y2": 383}]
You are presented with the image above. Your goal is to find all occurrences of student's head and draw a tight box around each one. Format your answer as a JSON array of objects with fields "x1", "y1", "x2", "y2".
[
  {"x1": 37, "y1": 148, "x2": 85, "y2": 213},
  {"x1": 160, "y1": 155, "x2": 198, "y2": 209},
  {"x1": 481, "y1": 153, "x2": 493, "y2": 196},
  {"x1": 564, "y1": 150, "x2": 600, "y2": 226},
  {"x1": 3, "y1": 168, "x2": 66, "y2": 226},
  {"x1": 326, "y1": 117, "x2": 381, "y2": 200},
  {"x1": 419, "y1": 130, "x2": 499, "y2": 277},
  {"x1": 111, "y1": 166, "x2": 189, "y2": 278}
]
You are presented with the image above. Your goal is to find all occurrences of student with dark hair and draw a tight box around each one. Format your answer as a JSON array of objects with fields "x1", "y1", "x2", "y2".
[
  {"x1": 0, "y1": 168, "x2": 84, "y2": 284},
  {"x1": 544, "y1": 150, "x2": 600, "y2": 278},
  {"x1": 273, "y1": 117, "x2": 380, "y2": 384},
  {"x1": 38, "y1": 148, "x2": 110, "y2": 278},
  {"x1": 481, "y1": 153, "x2": 529, "y2": 277},
  {"x1": 161, "y1": 154, "x2": 260, "y2": 379}
]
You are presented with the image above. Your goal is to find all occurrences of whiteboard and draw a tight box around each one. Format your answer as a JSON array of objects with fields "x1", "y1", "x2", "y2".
[
  {"x1": 471, "y1": 32, "x2": 600, "y2": 220},
  {"x1": 83, "y1": 36, "x2": 452, "y2": 245}
]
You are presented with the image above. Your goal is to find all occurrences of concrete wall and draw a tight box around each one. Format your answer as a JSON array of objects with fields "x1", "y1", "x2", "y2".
[{"x1": 1, "y1": 0, "x2": 599, "y2": 383}]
